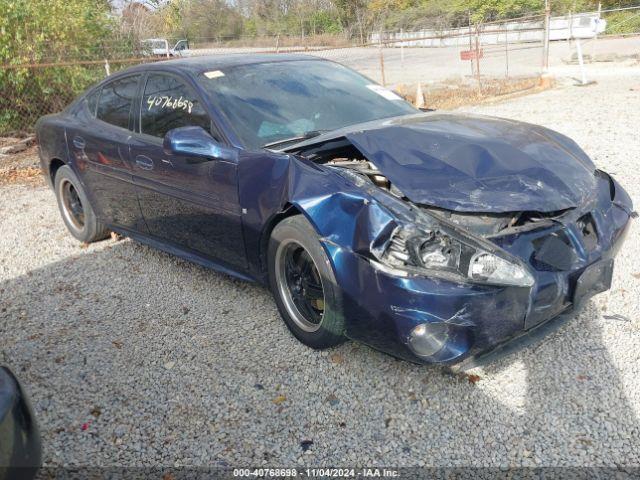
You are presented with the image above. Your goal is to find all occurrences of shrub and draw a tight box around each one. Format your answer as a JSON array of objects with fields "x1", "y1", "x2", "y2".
[
  {"x1": 605, "y1": 10, "x2": 640, "y2": 35},
  {"x1": 0, "y1": 0, "x2": 115, "y2": 135}
]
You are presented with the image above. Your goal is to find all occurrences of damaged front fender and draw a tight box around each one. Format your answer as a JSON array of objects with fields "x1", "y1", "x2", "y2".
[
  {"x1": 237, "y1": 150, "x2": 531, "y2": 363},
  {"x1": 238, "y1": 149, "x2": 407, "y2": 281},
  {"x1": 237, "y1": 139, "x2": 633, "y2": 365}
]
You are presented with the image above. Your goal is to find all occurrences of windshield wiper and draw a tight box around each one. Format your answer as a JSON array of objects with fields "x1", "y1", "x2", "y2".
[{"x1": 263, "y1": 130, "x2": 329, "y2": 149}]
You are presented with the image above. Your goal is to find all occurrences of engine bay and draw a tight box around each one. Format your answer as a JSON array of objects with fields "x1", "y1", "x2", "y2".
[{"x1": 296, "y1": 138, "x2": 569, "y2": 238}]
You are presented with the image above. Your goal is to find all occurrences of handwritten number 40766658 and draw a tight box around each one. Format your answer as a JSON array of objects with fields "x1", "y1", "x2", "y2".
[{"x1": 147, "y1": 95, "x2": 194, "y2": 114}]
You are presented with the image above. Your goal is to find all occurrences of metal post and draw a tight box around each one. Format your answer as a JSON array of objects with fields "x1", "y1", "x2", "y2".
[
  {"x1": 468, "y1": 12, "x2": 474, "y2": 77},
  {"x1": 104, "y1": 59, "x2": 110, "y2": 76},
  {"x1": 378, "y1": 31, "x2": 386, "y2": 86},
  {"x1": 505, "y1": 22, "x2": 509, "y2": 77},
  {"x1": 474, "y1": 25, "x2": 481, "y2": 80},
  {"x1": 569, "y1": 10, "x2": 573, "y2": 47},
  {"x1": 576, "y1": 38, "x2": 587, "y2": 85},
  {"x1": 276, "y1": 34, "x2": 280, "y2": 53},
  {"x1": 596, "y1": 2, "x2": 601, "y2": 40},
  {"x1": 400, "y1": 28, "x2": 404, "y2": 70},
  {"x1": 542, "y1": 0, "x2": 551, "y2": 72},
  {"x1": 415, "y1": 82, "x2": 424, "y2": 109},
  {"x1": 593, "y1": 2, "x2": 602, "y2": 58}
]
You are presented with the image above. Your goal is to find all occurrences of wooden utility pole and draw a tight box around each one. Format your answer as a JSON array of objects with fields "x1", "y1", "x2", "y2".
[
  {"x1": 596, "y1": 2, "x2": 602, "y2": 41},
  {"x1": 468, "y1": 12, "x2": 474, "y2": 77},
  {"x1": 378, "y1": 30, "x2": 386, "y2": 87},
  {"x1": 505, "y1": 23, "x2": 509, "y2": 77},
  {"x1": 474, "y1": 24, "x2": 481, "y2": 79},
  {"x1": 400, "y1": 28, "x2": 405, "y2": 70},
  {"x1": 542, "y1": 0, "x2": 551, "y2": 72}
]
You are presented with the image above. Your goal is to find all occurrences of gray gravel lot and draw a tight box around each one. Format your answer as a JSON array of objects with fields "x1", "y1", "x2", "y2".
[
  {"x1": 1, "y1": 72, "x2": 639, "y2": 468},
  {"x1": 194, "y1": 36, "x2": 640, "y2": 85}
]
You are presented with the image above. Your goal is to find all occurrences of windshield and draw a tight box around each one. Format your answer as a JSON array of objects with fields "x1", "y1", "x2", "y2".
[
  {"x1": 197, "y1": 59, "x2": 417, "y2": 149},
  {"x1": 174, "y1": 40, "x2": 188, "y2": 50}
]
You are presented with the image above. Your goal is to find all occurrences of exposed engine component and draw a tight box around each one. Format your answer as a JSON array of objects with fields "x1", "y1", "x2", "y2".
[
  {"x1": 300, "y1": 136, "x2": 572, "y2": 239},
  {"x1": 325, "y1": 158, "x2": 405, "y2": 198},
  {"x1": 420, "y1": 207, "x2": 570, "y2": 237},
  {"x1": 325, "y1": 156, "x2": 570, "y2": 238}
]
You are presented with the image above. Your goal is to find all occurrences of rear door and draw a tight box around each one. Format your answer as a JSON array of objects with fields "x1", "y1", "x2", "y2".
[
  {"x1": 129, "y1": 71, "x2": 246, "y2": 270},
  {"x1": 67, "y1": 75, "x2": 145, "y2": 232}
]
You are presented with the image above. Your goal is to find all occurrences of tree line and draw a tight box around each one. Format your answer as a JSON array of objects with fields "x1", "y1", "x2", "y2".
[
  {"x1": 1, "y1": 0, "x2": 638, "y2": 134},
  {"x1": 122, "y1": 0, "x2": 640, "y2": 42}
]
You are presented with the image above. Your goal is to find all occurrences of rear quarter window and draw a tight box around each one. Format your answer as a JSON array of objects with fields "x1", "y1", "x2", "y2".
[{"x1": 97, "y1": 75, "x2": 141, "y2": 129}]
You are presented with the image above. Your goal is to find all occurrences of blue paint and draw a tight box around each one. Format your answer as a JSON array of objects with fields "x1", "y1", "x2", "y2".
[
  {"x1": 36, "y1": 55, "x2": 634, "y2": 365},
  {"x1": 300, "y1": 113, "x2": 598, "y2": 213}
]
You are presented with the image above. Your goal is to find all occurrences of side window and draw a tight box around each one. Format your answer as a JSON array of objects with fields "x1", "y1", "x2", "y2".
[
  {"x1": 85, "y1": 90, "x2": 99, "y2": 117},
  {"x1": 97, "y1": 75, "x2": 140, "y2": 129},
  {"x1": 141, "y1": 73, "x2": 210, "y2": 139}
]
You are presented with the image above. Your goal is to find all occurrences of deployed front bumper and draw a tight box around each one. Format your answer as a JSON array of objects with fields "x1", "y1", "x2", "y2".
[{"x1": 325, "y1": 176, "x2": 634, "y2": 366}]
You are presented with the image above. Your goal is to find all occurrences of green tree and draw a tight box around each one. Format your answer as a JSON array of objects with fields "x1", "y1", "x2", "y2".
[
  {"x1": 309, "y1": 11, "x2": 343, "y2": 34},
  {"x1": 0, "y1": 0, "x2": 116, "y2": 133},
  {"x1": 334, "y1": 0, "x2": 370, "y2": 41},
  {"x1": 450, "y1": 0, "x2": 544, "y2": 24}
]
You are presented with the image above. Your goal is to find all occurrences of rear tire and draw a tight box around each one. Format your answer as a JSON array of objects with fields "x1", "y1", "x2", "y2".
[
  {"x1": 268, "y1": 215, "x2": 346, "y2": 349},
  {"x1": 54, "y1": 165, "x2": 109, "y2": 243}
]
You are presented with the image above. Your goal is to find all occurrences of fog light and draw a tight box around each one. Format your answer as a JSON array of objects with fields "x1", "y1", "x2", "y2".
[{"x1": 408, "y1": 322, "x2": 450, "y2": 357}]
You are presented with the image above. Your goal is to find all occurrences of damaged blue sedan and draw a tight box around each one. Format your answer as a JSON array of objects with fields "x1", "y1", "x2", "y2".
[{"x1": 36, "y1": 55, "x2": 634, "y2": 366}]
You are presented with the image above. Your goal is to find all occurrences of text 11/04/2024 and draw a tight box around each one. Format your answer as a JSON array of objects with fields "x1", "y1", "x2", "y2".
[{"x1": 233, "y1": 468, "x2": 400, "y2": 477}]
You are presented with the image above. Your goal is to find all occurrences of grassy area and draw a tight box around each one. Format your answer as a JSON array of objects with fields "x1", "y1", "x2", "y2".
[
  {"x1": 395, "y1": 76, "x2": 553, "y2": 110},
  {"x1": 192, "y1": 33, "x2": 355, "y2": 50},
  {"x1": 605, "y1": 11, "x2": 640, "y2": 35}
]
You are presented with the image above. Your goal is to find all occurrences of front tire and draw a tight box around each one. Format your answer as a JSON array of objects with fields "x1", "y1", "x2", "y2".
[
  {"x1": 54, "y1": 165, "x2": 109, "y2": 243},
  {"x1": 268, "y1": 215, "x2": 346, "y2": 349}
]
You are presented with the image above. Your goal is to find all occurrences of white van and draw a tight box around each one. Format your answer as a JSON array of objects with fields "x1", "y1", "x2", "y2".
[{"x1": 142, "y1": 39, "x2": 191, "y2": 57}]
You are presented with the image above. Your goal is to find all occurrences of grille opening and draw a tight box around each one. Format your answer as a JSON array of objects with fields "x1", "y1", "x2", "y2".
[
  {"x1": 577, "y1": 213, "x2": 598, "y2": 252},
  {"x1": 531, "y1": 231, "x2": 578, "y2": 271}
]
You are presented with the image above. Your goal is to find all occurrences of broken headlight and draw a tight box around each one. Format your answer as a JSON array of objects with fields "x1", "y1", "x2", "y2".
[{"x1": 376, "y1": 224, "x2": 534, "y2": 287}]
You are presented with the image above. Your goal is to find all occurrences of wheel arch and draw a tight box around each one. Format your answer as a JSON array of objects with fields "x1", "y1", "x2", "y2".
[
  {"x1": 259, "y1": 203, "x2": 304, "y2": 279},
  {"x1": 49, "y1": 158, "x2": 67, "y2": 184}
]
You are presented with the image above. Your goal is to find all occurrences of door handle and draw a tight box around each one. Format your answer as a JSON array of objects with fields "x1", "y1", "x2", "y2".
[
  {"x1": 135, "y1": 155, "x2": 154, "y2": 171},
  {"x1": 72, "y1": 136, "x2": 86, "y2": 149}
]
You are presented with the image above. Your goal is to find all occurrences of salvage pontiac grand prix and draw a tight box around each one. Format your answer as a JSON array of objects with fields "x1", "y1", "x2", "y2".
[{"x1": 36, "y1": 55, "x2": 634, "y2": 366}]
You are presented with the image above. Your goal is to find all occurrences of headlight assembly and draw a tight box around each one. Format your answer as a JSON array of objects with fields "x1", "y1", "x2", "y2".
[
  {"x1": 468, "y1": 252, "x2": 533, "y2": 286},
  {"x1": 375, "y1": 221, "x2": 534, "y2": 288}
]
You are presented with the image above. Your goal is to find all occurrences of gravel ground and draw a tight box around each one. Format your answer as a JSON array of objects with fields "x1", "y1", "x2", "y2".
[
  {"x1": 1, "y1": 72, "x2": 639, "y2": 469},
  {"x1": 192, "y1": 36, "x2": 640, "y2": 85}
]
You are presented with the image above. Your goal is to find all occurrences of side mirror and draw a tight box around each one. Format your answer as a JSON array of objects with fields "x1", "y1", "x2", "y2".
[{"x1": 163, "y1": 126, "x2": 238, "y2": 162}]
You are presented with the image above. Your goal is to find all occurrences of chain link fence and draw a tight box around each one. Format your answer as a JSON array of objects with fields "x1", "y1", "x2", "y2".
[{"x1": 2, "y1": 5, "x2": 639, "y2": 137}]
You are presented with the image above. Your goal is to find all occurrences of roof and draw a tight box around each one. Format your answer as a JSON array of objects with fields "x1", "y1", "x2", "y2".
[{"x1": 126, "y1": 54, "x2": 319, "y2": 76}]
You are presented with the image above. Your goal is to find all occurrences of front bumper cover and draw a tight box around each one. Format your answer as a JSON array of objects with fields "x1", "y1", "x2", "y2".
[{"x1": 324, "y1": 175, "x2": 634, "y2": 366}]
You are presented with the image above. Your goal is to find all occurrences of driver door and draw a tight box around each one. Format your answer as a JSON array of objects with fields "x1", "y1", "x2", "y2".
[{"x1": 129, "y1": 71, "x2": 246, "y2": 271}]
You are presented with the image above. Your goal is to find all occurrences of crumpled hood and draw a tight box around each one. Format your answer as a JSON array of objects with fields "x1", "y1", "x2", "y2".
[{"x1": 344, "y1": 114, "x2": 597, "y2": 213}]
